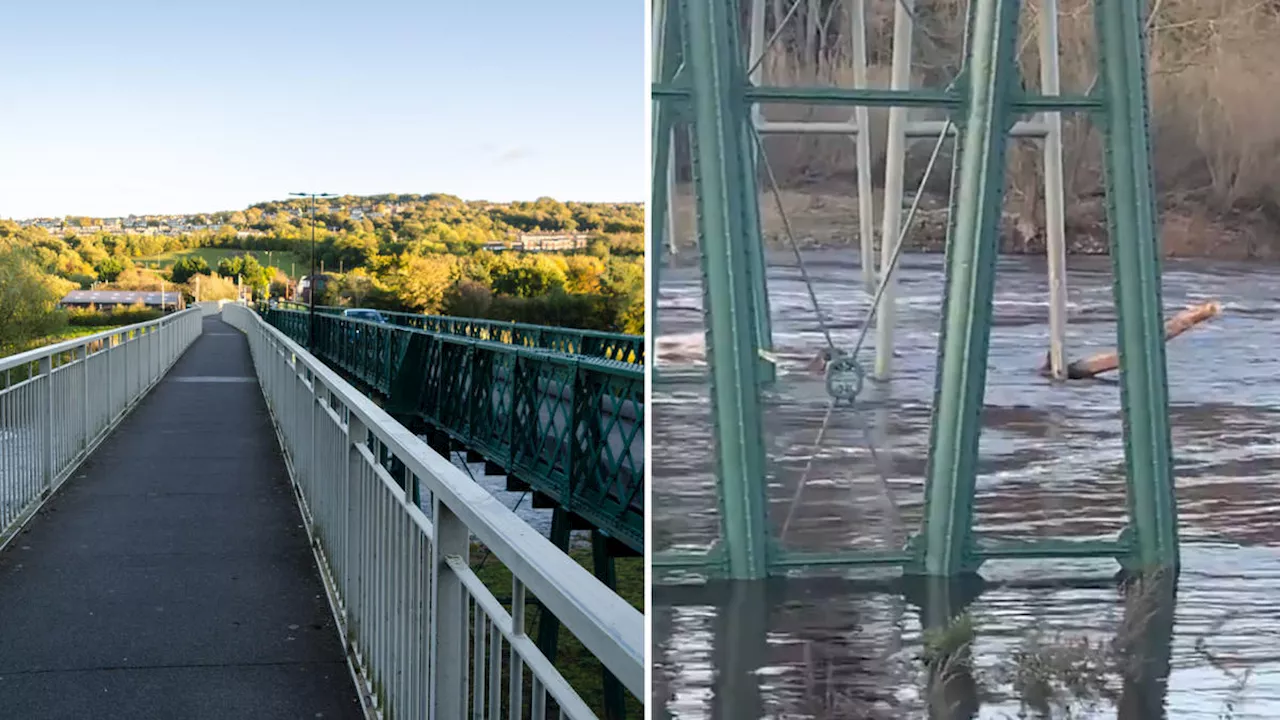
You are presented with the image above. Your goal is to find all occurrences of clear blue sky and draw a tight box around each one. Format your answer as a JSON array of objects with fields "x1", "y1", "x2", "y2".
[{"x1": 0, "y1": 0, "x2": 643, "y2": 219}]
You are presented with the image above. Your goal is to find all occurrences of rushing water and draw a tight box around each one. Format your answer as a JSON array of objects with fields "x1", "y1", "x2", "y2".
[{"x1": 651, "y1": 250, "x2": 1280, "y2": 719}]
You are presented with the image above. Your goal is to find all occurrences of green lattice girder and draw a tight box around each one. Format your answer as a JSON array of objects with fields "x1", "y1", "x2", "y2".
[{"x1": 264, "y1": 307, "x2": 644, "y2": 552}]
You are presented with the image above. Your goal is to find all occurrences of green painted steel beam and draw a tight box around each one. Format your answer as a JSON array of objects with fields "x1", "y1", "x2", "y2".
[
  {"x1": 650, "y1": 83, "x2": 1103, "y2": 113},
  {"x1": 975, "y1": 538, "x2": 1129, "y2": 560},
  {"x1": 651, "y1": 547, "x2": 725, "y2": 568},
  {"x1": 650, "y1": 0, "x2": 677, "y2": 380},
  {"x1": 680, "y1": 0, "x2": 770, "y2": 580},
  {"x1": 737, "y1": 125, "x2": 776, "y2": 387},
  {"x1": 770, "y1": 549, "x2": 915, "y2": 569},
  {"x1": 1095, "y1": 0, "x2": 1178, "y2": 571},
  {"x1": 914, "y1": 0, "x2": 1023, "y2": 578}
]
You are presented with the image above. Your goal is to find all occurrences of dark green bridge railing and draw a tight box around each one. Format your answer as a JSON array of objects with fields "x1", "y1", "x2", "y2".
[
  {"x1": 262, "y1": 307, "x2": 644, "y2": 552},
  {"x1": 277, "y1": 302, "x2": 643, "y2": 365}
]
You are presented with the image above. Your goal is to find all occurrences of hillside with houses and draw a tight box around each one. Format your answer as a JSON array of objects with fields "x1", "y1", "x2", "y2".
[
  {"x1": 13, "y1": 193, "x2": 641, "y2": 246},
  {"x1": 0, "y1": 194, "x2": 644, "y2": 353}
]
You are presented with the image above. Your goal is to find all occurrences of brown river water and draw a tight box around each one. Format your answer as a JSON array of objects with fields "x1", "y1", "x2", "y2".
[{"x1": 651, "y1": 250, "x2": 1280, "y2": 719}]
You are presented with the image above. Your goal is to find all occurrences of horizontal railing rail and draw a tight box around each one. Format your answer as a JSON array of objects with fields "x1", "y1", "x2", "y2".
[
  {"x1": 0, "y1": 309, "x2": 203, "y2": 547},
  {"x1": 272, "y1": 301, "x2": 643, "y2": 364},
  {"x1": 223, "y1": 303, "x2": 643, "y2": 719},
  {"x1": 263, "y1": 307, "x2": 645, "y2": 553}
]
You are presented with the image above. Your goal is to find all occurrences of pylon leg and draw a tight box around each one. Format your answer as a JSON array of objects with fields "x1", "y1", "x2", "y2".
[{"x1": 915, "y1": 0, "x2": 1023, "y2": 577}]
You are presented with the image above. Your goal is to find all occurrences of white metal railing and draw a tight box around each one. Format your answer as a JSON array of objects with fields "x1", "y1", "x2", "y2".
[
  {"x1": 195, "y1": 300, "x2": 227, "y2": 316},
  {"x1": 0, "y1": 308, "x2": 203, "y2": 545},
  {"x1": 222, "y1": 303, "x2": 643, "y2": 720}
]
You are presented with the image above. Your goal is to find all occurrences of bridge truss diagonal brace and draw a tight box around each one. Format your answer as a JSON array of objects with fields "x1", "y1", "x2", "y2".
[{"x1": 914, "y1": 0, "x2": 1024, "y2": 578}]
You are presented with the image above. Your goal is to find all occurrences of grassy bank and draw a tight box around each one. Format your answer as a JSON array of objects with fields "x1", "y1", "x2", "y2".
[{"x1": 471, "y1": 541, "x2": 643, "y2": 717}]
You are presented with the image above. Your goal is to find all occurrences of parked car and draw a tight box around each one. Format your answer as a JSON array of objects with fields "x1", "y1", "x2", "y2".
[{"x1": 342, "y1": 308, "x2": 387, "y2": 324}]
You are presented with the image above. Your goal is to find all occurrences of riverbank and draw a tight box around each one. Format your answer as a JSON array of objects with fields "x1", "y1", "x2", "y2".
[{"x1": 667, "y1": 186, "x2": 1280, "y2": 261}]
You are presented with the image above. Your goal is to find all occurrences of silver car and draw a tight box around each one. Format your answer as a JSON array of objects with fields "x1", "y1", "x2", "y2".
[{"x1": 342, "y1": 308, "x2": 387, "y2": 324}]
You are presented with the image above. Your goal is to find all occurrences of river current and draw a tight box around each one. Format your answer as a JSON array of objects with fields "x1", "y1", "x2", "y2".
[{"x1": 651, "y1": 250, "x2": 1280, "y2": 719}]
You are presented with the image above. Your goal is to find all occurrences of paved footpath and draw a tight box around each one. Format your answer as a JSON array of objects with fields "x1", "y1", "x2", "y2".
[{"x1": 0, "y1": 316, "x2": 362, "y2": 719}]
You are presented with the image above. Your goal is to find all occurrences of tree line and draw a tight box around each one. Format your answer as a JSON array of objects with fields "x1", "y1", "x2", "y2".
[{"x1": 0, "y1": 196, "x2": 644, "y2": 355}]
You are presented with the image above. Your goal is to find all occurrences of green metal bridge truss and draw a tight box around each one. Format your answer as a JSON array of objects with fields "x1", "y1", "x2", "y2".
[
  {"x1": 282, "y1": 302, "x2": 644, "y2": 365},
  {"x1": 651, "y1": 0, "x2": 1177, "y2": 580},
  {"x1": 263, "y1": 307, "x2": 645, "y2": 553}
]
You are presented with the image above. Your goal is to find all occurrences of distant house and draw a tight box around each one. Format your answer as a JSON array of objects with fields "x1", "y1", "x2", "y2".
[
  {"x1": 296, "y1": 274, "x2": 333, "y2": 304},
  {"x1": 517, "y1": 233, "x2": 590, "y2": 252},
  {"x1": 59, "y1": 290, "x2": 183, "y2": 311}
]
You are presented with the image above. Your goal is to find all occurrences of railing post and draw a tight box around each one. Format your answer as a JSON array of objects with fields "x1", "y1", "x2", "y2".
[
  {"x1": 429, "y1": 498, "x2": 469, "y2": 720},
  {"x1": 41, "y1": 356, "x2": 54, "y2": 492},
  {"x1": 309, "y1": 374, "x2": 321, "y2": 491},
  {"x1": 147, "y1": 327, "x2": 154, "y2": 385},
  {"x1": 80, "y1": 344, "x2": 90, "y2": 451},
  {"x1": 107, "y1": 334, "x2": 115, "y2": 420},
  {"x1": 136, "y1": 330, "x2": 143, "y2": 397},
  {"x1": 344, "y1": 412, "x2": 367, "y2": 625}
]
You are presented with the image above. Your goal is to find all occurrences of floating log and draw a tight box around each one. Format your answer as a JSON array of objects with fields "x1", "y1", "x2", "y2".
[{"x1": 1041, "y1": 301, "x2": 1222, "y2": 380}]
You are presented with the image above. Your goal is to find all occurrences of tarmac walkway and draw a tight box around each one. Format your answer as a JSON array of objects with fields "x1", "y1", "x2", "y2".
[{"x1": 0, "y1": 316, "x2": 362, "y2": 719}]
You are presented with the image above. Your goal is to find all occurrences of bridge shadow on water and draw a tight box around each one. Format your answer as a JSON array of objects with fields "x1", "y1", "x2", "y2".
[
  {"x1": 652, "y1": 569, "x2": 1227, "y2": 719},
  {"x1": 652, "y1": 547, "x2": 1280, "y2": 719}
]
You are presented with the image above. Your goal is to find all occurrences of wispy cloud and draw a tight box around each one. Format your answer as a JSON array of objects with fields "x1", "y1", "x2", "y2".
[{"x1": 494, "y1": 147, "x2": 533, "y2": 165}]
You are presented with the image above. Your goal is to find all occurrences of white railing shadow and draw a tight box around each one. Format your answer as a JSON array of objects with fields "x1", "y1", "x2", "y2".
[{"x1": 223, "y1": 303, "x2": 643, "y2": 720}]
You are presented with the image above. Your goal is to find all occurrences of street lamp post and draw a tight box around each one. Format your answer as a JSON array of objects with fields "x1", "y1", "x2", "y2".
[{"x1": 290, "y1": 191, "x2": 335, "y2": 350}]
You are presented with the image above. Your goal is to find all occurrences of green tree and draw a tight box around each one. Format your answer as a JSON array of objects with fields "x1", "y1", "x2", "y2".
[
  {"x1": 564, "y1": 255, "x2": 606, "y2": 294},
  {"x1": 216, "y1": 254, "x2": 271, "y2": 296},
  {"x1": 387, "y1": 254, "x2": 457, "y2": 313},
  {"x1": 0, "y1": 244, "x2": 74, "y2": 353},
  {"x1": 442, "y1": 280, "x2": 494, "y2": 318},
  {"x1": 96, "y1": 256, "x2": 130, "y2": 283},
  {"x1": 489, "y1": 254, "x2": 567, "y2": 298},
  {"x1": 598, "y1": 257, "x2": 644, "y2": 334},
  {"x1": 170, "y1": 256, "x2": 210, "y2": 284}
]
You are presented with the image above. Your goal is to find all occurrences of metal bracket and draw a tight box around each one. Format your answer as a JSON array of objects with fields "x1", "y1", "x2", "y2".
[{"x1": 824, "y1": 351, "x2": 866, "y2": 406}]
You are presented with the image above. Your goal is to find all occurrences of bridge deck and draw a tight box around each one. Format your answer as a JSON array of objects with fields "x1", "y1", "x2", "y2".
[{"x1": 0, "y1": 317, "x2": 362, "y2": 719}]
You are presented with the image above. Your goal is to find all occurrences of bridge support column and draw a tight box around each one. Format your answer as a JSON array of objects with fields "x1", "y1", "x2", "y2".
[
  {"x1": 1095, "y1": 0, "x2": 1178, "y2": 571},
  {"x1": 914, "y1": 0, "x2": 1022, "y2": 577},
  {"x1": 534, "y1": 508, "x2": 573, "y2": 665},
  {"x1": 591, "y1": 529, "x2": 626, "y2": 720},
  {"x1": 680, "y1": 0, "x2": 772, "y2": 580},
  {"x1": 904, "y1": 576, "x2": 985, "y2": 717}
]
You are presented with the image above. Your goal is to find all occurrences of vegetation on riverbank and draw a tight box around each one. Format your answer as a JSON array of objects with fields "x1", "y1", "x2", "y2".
[{"x1": 668, "y1": 0, "x2": 1280, "y2": 260}]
